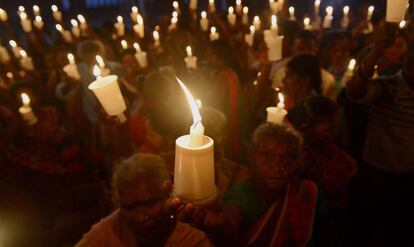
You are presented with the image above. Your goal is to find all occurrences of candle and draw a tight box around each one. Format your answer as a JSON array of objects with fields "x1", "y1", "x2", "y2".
[
  {"x1": 0, "y1": 45, "x2": 10, "y2": 63},
  {"x1": 133, "y1": 15, "x2": 145, "y2": 38},
  {"x1": 56, "y1": 24, "x2": 73, "y2": 43},
  {"x1": 51, "y1": 5, "x2": 62, "y2": 22},
  {"x1": 323, "y1": 6, "x2": 333, "y2": 29},
  {"x1": 19, "y1": 50, "x2": 34, "y2": 71},
  {"x1": 253, "y1": 16, "x2": 261, "y2": 30},
  {"x1": 209, "y1": 0, "x2": 216, "y2": 12},
  {"x1": 367, "y1": 6, "x2": 374, "y2": 21},
  {"x1": 71, "y1": 19, "x2": 81, "y2": 38},
  {"x1": 200, "y1": 11, "x2": 209, "y2": 31},
  {"x1": 153, "y1": 30, "x2": 160, "y2": 48},
  {"x1": 269, "y1": 0, "x2": 278, "y2": 13},
  {"x1": 9, "y1": 40, "x2": 21, "y2": 58},
  {"x1": 314, "y1": 0, "x2": 320, "y2": 16},
  {"x1": 304, "y1": 17, "x2": 312, "y2": 30},
  {"x1": 340, "y1": 58, "x2": 356, "y2": 87},
  {"x1": 88, "y1": 66, "x2": 127, "y2": 123},
  {"x1": 266, "y1": 92, "x2": 287, "y2": 124},
  {"x1": 227, "y1": 6, "x2": 236, "y2": 26},
  {"x1": 189, "y1": 0, "x2": 198, "y2": 11},
  {"x1": 265, "y1": 35, "x2": 284, "y2": 61},
  {"x1": 19, "y1": 93, "x2": 38, "y2": 125},
  {"x1": 133, "y1": 42, "x2": 148, "y2": 68},
  {"x1": 185, "y1": 46, "x2": 197, "y2": 69},
  {"x1": 236, "y1": 0, "x2": 243, "y2": 14},
  {"x1": 244, "y1": 25, "x2": 255, "y2": 47},
  {"x1": 121, "y1": 40, "x2": 128, "y2": 49},
  {"x1": 169, "y1": 15, "x2": 178, "y2": 31},
  {"x1": 372, "y1": 65, "x2": 379, "y2": 79},
  {"x1": 341, "y1": 6, "x2": 350, "y2": 28},
  {"x1": 33, "y1": 16, "x2": 44, "y2": 30},
  {"x1": 77, "y1": 14, "x2": 88, "y2": 31},
  {"x1": 63, "y1": 53, "x2": 81, "y2": 80},
  {"x1": 0, "y1": 8, "x2": 8, "y2": 22},
  {"x1": 289, "y1": 7, "x2": 296, "y2": 21},
  {"x1": 173, "y1": 1, "x2": 180, "y2": 15},
  {"x1": 386, "y1": 0, "x2": 409, "y2": 22},
  {"x1": 264, "y1": 15, "x2": 278, "y2": 39},
  {"x1": 19, "y1": 12, "x2": 33, "y2": 33},
  {"x1": 174, "y1": 77, "x2": 217, "y2": 205},
  {"x1": 131, "y1": 6, "x2": 139, "y2": 23},
  {"x1": 399, "y1": 20, "x2": 407, "y2": 29},
  {"x1": 33, "y1": 5, "x2": 40, "y2": 16},
  {"x1": 95, "y1": 55, "x2": 110, "y2": 76},
  {"x1": 209, "y1": 26, "x2": 219, "y2": 41},
  {"x1": 18, "y1": 6, "x2": 25, "y2": 13},
  {"x1": 242, "y1": 7, "x2": 249, "y2": 25},
  {"x1": 271, "y1": 14, "x2": 278, "y2": 32},
  {"x1": 114, "y1": 16, "x2": 125, "y2": 37}
]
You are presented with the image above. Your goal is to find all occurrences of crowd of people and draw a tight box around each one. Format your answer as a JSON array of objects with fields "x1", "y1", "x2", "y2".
[{"x1": 0, "y1": 0, "x2": 413, "y2": 246}]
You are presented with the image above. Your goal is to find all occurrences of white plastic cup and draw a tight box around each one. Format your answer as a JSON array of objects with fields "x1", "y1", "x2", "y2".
[
  {"x1": 266, "y1": 106, "x2": 287, "y2": 124},
  {"x1": 265, "y1": 36, "x2": 284, "y2": 62},
  {"x1": 386, "y1": 0, "x2": 409, "y2": 22}
]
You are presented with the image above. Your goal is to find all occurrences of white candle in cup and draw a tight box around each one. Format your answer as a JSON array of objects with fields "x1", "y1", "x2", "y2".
[
  {"x1": 242, "y1": 7, "x2": 249, "y2": 25},
  {"x1": 133, "y1": 42, "x2": 148, "y2": 68},
  {"x1": 227, "y1": 6, "x2": 236, "y2": 26},
  {"x1": 71, "y1": 19, "x2": 80, "y2": 37},
  {"x1": 131, "y1": 6, "x2": 139, "y2": 23},
  {"x1": 56, "y1": 24, "x2": 73, "y2": 43},
  {"x1": 209, "y1": 26, "x2": 219, "y2": 41},
  {"x1": 253, "y1": 16, "x2": 261, "y2": 30},
  {"x1": 264, "y1": 35, "x2": 284, "y2": 61},
  {"x1": 244, "y1": 25, "x2": 255, "y2": 47},
  {"x1": 340, "y1": 58, "x2": 356, "y2": 87},
  {"x1": 153, "y1": 30, "x2": 160, "y2": 48},
  {"x1": 33, "y1": 5, "x2": 40, "y2": 16},
  {"x1": 0, "y1": 8, "x2": 8, "y2": 22},
  {"x1": 114, "y1": 16, "x2": 125, "y2": 37},
  {"x1": 51, "y1": 5, "x2": 62, "y2": 22},
  {"x1": 0, "y1": 45, "x2": 10, "y2": 63},
  {"x1": 236, "y1": 0, "x2": 243, "y2": 14},
  {"x1": 88, "y1": 66, "x2": 127, "y2": 123},
  {"x1": 341, "y1": 6, "x2": 350, "y2": 28},
  {"x1": 289, "y1": 7, "x2": 296, "y2": 21},
  {"x1": 184, "y1": 46, "x2": 197, "y2": 69},
  {"x1": 63, "y1": 53, "x2": 80, "y2": 80},
  {"x1": 304, "y1": 17, "x2": 312, "y2": 30},
  {"x1": 20, "y1": 12, "x2": 32, "y2": 33},
  {"x1": 9, "y1": 40, "x2": 21, "y2": 58},
  {"x1": 19, "y1": 50, "x2": 34, "y2": 71},
  {"x1": 200, "y1": 11, "x2": 209, "y2": 31},
  {"x1": 323, "y1": 6, "x2": 333, "y2": 29},
  {"x1": 77, "y1": 14, "x2": 88, "y2": 31},
  {"x1": 208, "y1": 0, "x2": 216, "y2": 12},
  {"x1": 266, "y1": 92, "x2": 287, "y2": 124},
  {"x1": 386, "y1": 0, "x2": 409, "y2": 22},
  {"x1": 133, "y1": 15, "x2": 145, "y2": 38},
  {"x1": 19, "y1": 93, "x2": 38, "y2": 125},
  {"x1": 189, "y1": 0, "x2": 198, "y2": 10},
  {"x1": 174, "y1": 77, "x2": 217, "y2": 206},
  {"x1": 269, "y1": 0, "x2": 278, "y2": 13},
  {"x1": 33, "y1": 16, "x2": 44, "y2": 30}
]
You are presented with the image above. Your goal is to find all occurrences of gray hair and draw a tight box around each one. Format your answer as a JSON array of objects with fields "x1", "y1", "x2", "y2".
[
  {"x1": 112, "y1": 153, "x2": 170, "y2": 205},
  {"x1": 77, "y1": 39, "x2": 105, "y2": 60},
  {"x1": 251, "y1": 123, "x2": 303, "y2": 159}
]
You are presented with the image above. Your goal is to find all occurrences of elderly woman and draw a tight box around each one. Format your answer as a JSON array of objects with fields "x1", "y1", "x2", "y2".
[{"x1": 75, "y1": 153, "x2": 213, "y2": 247}]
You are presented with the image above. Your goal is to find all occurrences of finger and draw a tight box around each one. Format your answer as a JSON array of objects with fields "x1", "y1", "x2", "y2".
[
  {"x1": 190, "y1": 207, "x2": 207, "y2": 227},
  {"x1": 178, "y1": 203, "x2": 196, "y2": 222},
  {"x1": 162, "y1": 180, "x2": 173, "y2": 194},
  {"x1": 164, "y1": 196, "x2": 182, "y2": 215}
]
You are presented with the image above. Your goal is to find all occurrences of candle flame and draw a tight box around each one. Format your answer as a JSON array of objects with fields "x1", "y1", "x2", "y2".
[
  {"x1": 243, "y1": 6, "x2": 248, "y2": 14},
  {"x1": 51, "y1": 5, "x2": 58, "y2": 12},
  {"x1": 21, "y1": 93, "x2": 30, "y2": 106},
  {"x1": 133, "y1": 42, "x2": 141, "y2": 52},
  {"x1": 176, "y1": 77, "x2": 202, "y2": 124},
  {"x1": 211, "y1": 26, "x2": 216, "y2": 33},
  {"x1": 19, "y1": 12, "x2": 27, "y2": 20},
  {"x1": 132, "y1": 6, "x2": 138, "y2": 13},
  {"x1": 121, "y1": 40, "x2": 128, "y2": 49},
  {"x1": 236, "y1": 0, "x2": 241, "y2": 5},
  {"x1": 289, "y1": 7, "x2": 294, "y2": 15},
  {"x1": 173, "y1": 1, "x2": 179, "y2": 8},
  {"x1": 368, "y1": 6, "x2": 374, "y2": 13},
  {"x1": 77, "y1": 14, "x2": 86, "y2": 23},
  {"x1": 18, "y1": 6, "x2": 25, "y2": 12},
  {"x1": 250, "y1": 25, "x2": 255, "y2": 33},
  {"x1": 93, "y1": 65, "x2": 101, "y2": 78},
  {"x1": 137, "y1": 15, "x2": 144, "y2": 25},
  {"x1": 326, "y1": 6, "x2": 333, "y2": 15},
  {"x1": 153, "y1": 30, "x2": 159, "y2": 40},
  {"x1": 254, "y1": 16, "x2": 260, "y2": 22},
  {"x1": 271, "y1": 14, "x2": 277, "y2": 27},
  {"x1": 314, "y1": 0, "x2": 320, "y2": 8},
  {"x1": 9, "y1": 40, "x2": 17, "y2": 48},
  {"x1": 399, "y1": 20, "x2": 406, "y2": 29},
  {"x1": 172, "y1": 11, "x2": 178, "y2": 18},
  {"x1": 96, "y1": 55, "x2": 105, "y2": 68},
  {"x1": 278, "y1": 92, "x2": 284, "y2": 104},
  {"x1": 201, "y1": 11, "x2": 207, "y2": 18},
  {"x1": 304, "y1": 17, "x2": 310, "y2": 25},
  {"x1": 186, "y1": 46, "x2": 192, "y2": 56},
  {"x1": 55, "y1": 24, "x2": 63, "y2": 32},
  {"x1": 228, "y1": 6, "x2": 234, "y2": 14},
  {"x1": 348, "y1": 59, "x2": 356, "y2": 70},
  {"x1": 343, "y1": 6, "x2": 350, "y2": 15},
  {"x1": 71, "y1": 19, "x2": 78, "y2": 27},
  {"x1": 117, "y1": 16, "x2": 123, "y2": 23},
  {"x1": 33, "y1": 5, "x2": 40, "y2": 12},
  {"x1": 19, "y1": 49, "x2": 27, "y2": 58},
  {"x1": 209, "y1": 0, "x2": 214, "y2": 4},
  {"x1": 35, "y1": 16, "x2": 42, "y2": 22},
  {"x1": 67, "y1": 53, "x2": 74, "y2": 62}
]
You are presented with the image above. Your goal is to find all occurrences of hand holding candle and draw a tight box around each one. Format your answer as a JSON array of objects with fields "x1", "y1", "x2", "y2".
[{"x1": 19, "y1": 93, "x2": 38, "y2": 125}]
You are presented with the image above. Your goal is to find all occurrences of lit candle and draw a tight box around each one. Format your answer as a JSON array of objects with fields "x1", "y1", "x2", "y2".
[
  {"x1": 173, "y1": 1, "x2": 180, "y2": 15},
  {"x1": 169, "y1": 15, "x2": 178, "y2": 31},
  {"x1": 121, "y1": 40, "x2": 128, "y2": 49},
  {"x1": 266, "y1": 92, "x2": 287, "y2": 124},
  {"x1": 236, "y1": 0, "x2": 243, "y2": 14},
  {"x1": 56, "y1": 24, "x2": 73, "y2": 43},
  {"x1": 264, "y1": 35, "x2": 284, "y2": 61},
  {"x1": 399, "y1": 20, "x2": 407, "y2": 29},
  {"x1": 314, "y1": 0, "x2": 320, "y2": 16},
  {"x1": 71, "y1": 19, "x2": 81, "y2": 38},
  {"x1": 33, "y1": 16, "x2": 44, "y2": 30},
  {"x1": 0, "y1": 45, "x2": 10, "y2": 63},
  {"x1": 244, "y1": 25, "x2": 255, "y2": 47},
  {"x1": 133, "y1": 15, "x2": 145, "y2": 38},
  {"x1": 341, "y1": 6, "x2": 350, "y2": 28},
  {"x1": 253, "y1": 15, "x2": 261, "y2": 30},
  {"x1": 18, "y1": 6, "x2": 25, "y2": 13},
  {"x1": 131, "y1": 6, "x2": 139, "y2": 23},
  {"x1": 271, "y1": 14, "x2": 278, "y2": 32},
  {"x1": 174, "y1": 77, "x2": 217, "y2": 206},
  {"x1": 96, "y1": 55, "x2": 105, "y2": 69},
  {"x1": 184, "y1": 46, "x2": 197, "y2": 69},
  {"x1": 88, "y1": 66, "x2": 127, "y2": 123},
  {"x1": 367, "y1": 6, "x2": 374, "y2": 21},
  {"x1": 372, "y1": 65, "x2": 379, "y2": 79},
  {"x1": 209, "y1": 26, "x2": 219, "y2": 41},
  {"x1": 227, "y1": 6, "x2": 236, "y2": 26},
  {"x1": 19, "y1": 12, "x2": 33, "y2": 33},
  {"x1": 19, "y1": 93, "x2": 38, "y2": 125},
  {"x1": 209, "y1": 0, "x2": 216, "y2": 12},
  {"x1": 304, "y1": 17, "x2": 312, "y2": 30},
  {"x1": 242, "y1": 6, "x2": 249, "y2": 25},
  {"x1": 289, "y1": 7, "x2": 296, "y2": 21},
  {"x1": 77, "y1": 14, "x2": 88, "y2": 31},
  {"x1": 340, "y1": 58, "x2": 356, "y2": 87},
  {"x1": 51, "y1": 5, "x2": 62, "y2": 22},
  {"x1": 19, "y1": 50, "x2": 34, "y2": 71},
  {"x1": 133, "y1": 42, "x2": 148, "y2": 68},
  {"x1": 33, "y1": 5, "x2": 40, "y2": 16},
  {"x1": 323, "y1": 6, "x2": 333, "y2": 29},
  {"x1": 189, "y1": 0, "x2": 198, "y2": 11},
  {"x1": 63, "y1": 53, "x2": 80, "y2": 80},
  {"x1": 9, "y1": 40, "x2": 21, "y2": 58},
  {"x1": 386, "y1": 0, "x2": 409, "y2": 22},
  {"x1": 0, "y1": 8, "x2": 8, "y2": 22},
  {"x1": 115, "y1": 16, "x2": 125, "y2": 37},
  {"x1": 153, "y1": 30, "x2": 160, "y2": 48},
  {"x1": 269, "y1": 0, "x2": 278, "y2": 14},
  {"x1": 263, "y1": 15, "x2": 278, "y2": 39},
  {"x1": 200, "y1": 11, "x2": 209, "y2": 31}
]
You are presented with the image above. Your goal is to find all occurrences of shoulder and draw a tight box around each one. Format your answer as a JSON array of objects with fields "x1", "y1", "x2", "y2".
[
  {"x1": 82, "y1": 211, "x2": 122, "y2": 247},
  {"x1": 321, "y1": 69, "x2": 335, "y2": 84},
  {"x1": 166, "y1": 222, "x2": 213, "y2": 247}
]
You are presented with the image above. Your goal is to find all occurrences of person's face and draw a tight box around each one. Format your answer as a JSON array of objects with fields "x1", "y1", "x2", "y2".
[
  {"x1": 292, "y1": 38, "x2": 318, "y2": 57},
  {"x1": 282, "y1": 68, "x2": 310, "y2": 101},
  {"x1": 253, "y1": 135, "x2": 296, "y2": 191},
  {"x1": 121, "y1": 53, "x2": 139, "y2": 78},
  {"x1": 306, "y1": 113, "x2": 339, "y2": 143},
  {"x1": 118, "y1": 180, "x2": 168, "y2": 241},
  {"x1": 382, "y1": 36, "x2": 406, "y2": 66}
]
